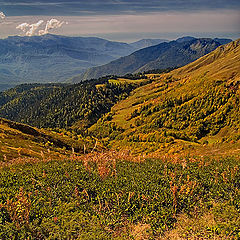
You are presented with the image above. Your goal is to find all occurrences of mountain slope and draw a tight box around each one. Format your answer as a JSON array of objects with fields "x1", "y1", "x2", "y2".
[
  {"x1": 0, "y1": 34, "x2": 137, "y2": 89},
  {"x1": 79, "y1": 38, "x2": 227, "y2": 81},
  {"x1": 0, "y1": 77, "x2": 142, "y2": 129},
  {"x1": 89, "y1": 39, "x2": 240, "y2": 153},
  {"x1": 129, "y1": 38, "x2": 169, "y2": 49},
  {"x1": 175, "y1": 36, "x2": 196, "y2": 43},
  {"x1": 0, "y1": 117, "x2": 99, "y2": 162},
  {"x1": 0, "y1": 34, "x2": 174, "y2": 90}
]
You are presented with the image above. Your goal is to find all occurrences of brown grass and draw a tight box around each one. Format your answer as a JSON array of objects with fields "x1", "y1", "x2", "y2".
[
  {"x1": 161, "y1": 213, "x2": 226, "y2": 240},
  {"x1": 76, "y1": 150, "x2": 146, "y2": 179}
]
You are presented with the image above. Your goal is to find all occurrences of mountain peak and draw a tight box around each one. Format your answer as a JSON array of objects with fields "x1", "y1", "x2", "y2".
[
  {"x1": 176, "y1": 36, "x2": 196, "y2": 43},
  {"x1": 130, "y1": 38, "x2": 169, "y2": 49}
]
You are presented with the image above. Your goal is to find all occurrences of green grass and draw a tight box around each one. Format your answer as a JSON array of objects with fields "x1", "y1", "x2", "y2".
[{"x1": 108, "y1": 78, "x2": 147, "y2": 85}]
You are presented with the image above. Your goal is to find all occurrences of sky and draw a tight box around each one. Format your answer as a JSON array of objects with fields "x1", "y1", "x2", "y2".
[{"x1": 0, "y1": 0, "x2": 239, "y2": 42}]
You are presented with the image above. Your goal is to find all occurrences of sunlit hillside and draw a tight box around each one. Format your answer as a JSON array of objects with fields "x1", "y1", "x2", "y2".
[
  {"x1": 90, "y1": 39, "x2": 240, "y2": 155},
  {"x1": 0, "y1": 117, "x2": 99, "y2": 163}
]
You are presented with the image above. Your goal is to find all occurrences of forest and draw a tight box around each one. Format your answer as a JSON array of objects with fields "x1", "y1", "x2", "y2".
[{"x1": 0, "y1": 77, "x2": 141, "y2": 130}]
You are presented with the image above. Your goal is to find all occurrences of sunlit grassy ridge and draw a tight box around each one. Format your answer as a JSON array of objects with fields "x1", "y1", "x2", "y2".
[
  {"x1": 89, "y1": 39, "x2": 240, "y2": 154},
  {"x1": 0, "y1": 118, "x2": 100, "y2": 162}
]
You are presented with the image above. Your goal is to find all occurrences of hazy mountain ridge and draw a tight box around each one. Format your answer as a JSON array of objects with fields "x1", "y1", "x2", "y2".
[
  {"x1": 0, "y1": 34, "x2": 175, "y2": 90},
  {"x1": 0, "y1": 34, "x2": 232, "y2": 89},
  {"x1": 78, "y1": 37, "x2": 232, "y2": 81},
  {"x1": 0, "y1": 34, "x2": 137, "y2": 89},
  {"x1": 129, "y1": 38, "x2": 169, "y2": 49}
]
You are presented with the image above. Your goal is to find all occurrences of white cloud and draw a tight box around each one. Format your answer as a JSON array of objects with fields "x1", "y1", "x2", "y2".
[
  {"x1": 26, "y1": 20, "x2": 44, "y2": 36},
  {"x1": 16, "y1": 18, "x2": 65, "y2": 36},
  {"x1": 16, "y1": 20, "x2": 44, "y2": 36},
  {"x1": 39, "y1": 18, "x2": 65, "y2": 35},
  {"x1": 0, "y1": 11, "x2": 6, "y2": 20},
  {"x1": 16, "y1": 22, "x2": 30, "y2": 32}
]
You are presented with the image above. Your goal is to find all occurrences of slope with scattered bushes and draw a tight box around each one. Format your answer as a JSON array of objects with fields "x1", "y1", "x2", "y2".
[{"x1": 89, "y1": 39, "x2": 240, "y2": 153}]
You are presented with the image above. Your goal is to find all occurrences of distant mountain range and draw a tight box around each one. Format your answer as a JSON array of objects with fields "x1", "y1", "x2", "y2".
[
  {"x1": 76, "y1": 37, "x2": 232, "y2": 81},
  {"x1": 0, "y1": 34, "x2": 135, "y2": 85},
  {"x1": 0, "y1": 34, "x2": 232, "y2": 90},
  {"x1": 0, "y1": 38, "x2": 239, "y2": 144},
  {"x1": 0, "y1": 34, "x2": 167, "y2": 90}
]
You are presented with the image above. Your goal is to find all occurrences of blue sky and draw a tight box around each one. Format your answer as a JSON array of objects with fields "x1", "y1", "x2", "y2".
[{"x1": 0, "y1": 0, "x2": 239, "y2": 41}]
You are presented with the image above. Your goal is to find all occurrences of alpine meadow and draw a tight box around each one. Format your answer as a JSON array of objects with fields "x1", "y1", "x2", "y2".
[{"x1": 0, "y1": 1, "x2": 240, "y2": 239}]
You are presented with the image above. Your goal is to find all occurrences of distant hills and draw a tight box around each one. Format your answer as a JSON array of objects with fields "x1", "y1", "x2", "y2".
[
  {"x1": 1, "y1": 34, "x2": 163, "y2": 90},
  {"x1": 0, "y1": 38, "x2": 239, "y2": 155},
  {"x1": 0, "y1": 34, "x2": 173, "y2": 90},
  {"x1": 77, "y1": 37, "x2": 232, "y2": 81},
  {"x1": 0, "y1": 39, "x2": 239, "y2": 145},
  {"x1": 0, "y1": 34, "x2": 232, "y2": 90},
  {"x1": 0, "y1": 34, "x2": 136, "y2": 86}
]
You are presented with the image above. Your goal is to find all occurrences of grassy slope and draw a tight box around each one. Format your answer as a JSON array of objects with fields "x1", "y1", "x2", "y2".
[
  {"x1": 89, "y1": 39, "x2": 240, "y2": 155},
  {"x1": 0, "y1": 118, "x2": 99, "y2": 163}
]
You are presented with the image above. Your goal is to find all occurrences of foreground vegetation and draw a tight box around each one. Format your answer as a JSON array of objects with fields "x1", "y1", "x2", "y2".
[{"x1": 0, "y1": 153, "x2": 239, "y2": 239}]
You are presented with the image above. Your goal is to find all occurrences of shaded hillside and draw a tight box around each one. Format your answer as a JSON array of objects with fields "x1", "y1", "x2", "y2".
[
  {"x1": 0, "y1": 77, "x2": 145, "y2": 129},
  {"x1": 78, "y1": 38, "x2": 230, "y2": 81},
  {"x1": 129, "y1": 38, "x2": 169, "y2": 49},
  {"x1": 0, "y1": 34, "x2": 137, "y2": 89},
  {"x1": 89, "y1": 39, "x2": 240, "y2": 153}
]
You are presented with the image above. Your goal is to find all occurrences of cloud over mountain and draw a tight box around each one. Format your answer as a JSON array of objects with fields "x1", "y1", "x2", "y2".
[
  {"x1": 16, "y1": 18, "x2": 66, "y2": 36},
  {"x1": 16, "y1": 20, "x2": 44, "y2": 36},
  {"x1": 39, "y1": 19, "x2": 66, "y2": 35},
  {"x1": 0, "y1": 11, "x2": 6, "y2": 20}
]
